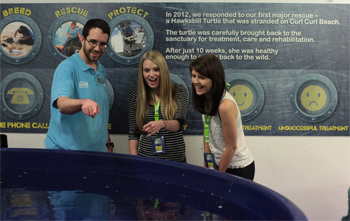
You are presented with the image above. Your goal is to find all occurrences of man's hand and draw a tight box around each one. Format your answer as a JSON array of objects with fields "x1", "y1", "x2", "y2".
[
  {"x1": 57, "y1": 97, "x2": 100, "y2": 117},
  {"x1": 81, "y1": 99, "x2": 100, "y2": 118}
]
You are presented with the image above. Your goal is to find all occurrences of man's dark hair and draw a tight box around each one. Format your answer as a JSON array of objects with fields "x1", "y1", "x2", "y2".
[{"x1": 82, "y1": 18, "x2": 111, "y2": 40}]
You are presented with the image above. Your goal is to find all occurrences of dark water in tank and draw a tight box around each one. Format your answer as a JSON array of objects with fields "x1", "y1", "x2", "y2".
[
  {"x1": 1, "y1": 169, "x2": 259, "y2": 220},
  {"x1": 1, "y1": 188, "x2": 223, "y2": 220}
]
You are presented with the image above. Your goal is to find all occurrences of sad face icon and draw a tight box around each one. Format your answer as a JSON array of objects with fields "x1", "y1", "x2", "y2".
[{"x1": 300, "y1": 85, "x2": 327, "y2": 112}]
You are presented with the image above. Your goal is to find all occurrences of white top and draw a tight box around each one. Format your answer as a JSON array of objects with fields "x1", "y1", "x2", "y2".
[{"x1": 202, "y1": 91, "x2": 254, "y2": 169}]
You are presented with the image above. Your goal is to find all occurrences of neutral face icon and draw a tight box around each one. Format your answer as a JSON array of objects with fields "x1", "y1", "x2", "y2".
[
  {"x1": 229, "y1": 85, "x2": 253, "y2": 111},
  {"x1": 300, "y1": 85, "x2": 327, "y2": 111}
]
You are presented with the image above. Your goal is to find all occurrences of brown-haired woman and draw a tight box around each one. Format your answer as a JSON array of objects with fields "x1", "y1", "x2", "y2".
[{"x1": 190, "y1": 54, "x2": 255, "y2": 180}]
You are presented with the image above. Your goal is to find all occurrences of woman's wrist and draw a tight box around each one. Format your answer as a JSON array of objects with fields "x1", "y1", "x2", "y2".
[{"x1": 162, "y1": 119, "x2": 166, "y2": 129}]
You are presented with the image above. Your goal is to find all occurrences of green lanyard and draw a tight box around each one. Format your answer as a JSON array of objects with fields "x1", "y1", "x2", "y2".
[
  {"x1": 204, "y1": 114, "x2": 210, "y2": 143},
  {"x1": 204, "y1": 103, "x2": 211, "y2": 143},
  {"x1": 151, "y1": 91, "x2": 160, "y2": 121}
]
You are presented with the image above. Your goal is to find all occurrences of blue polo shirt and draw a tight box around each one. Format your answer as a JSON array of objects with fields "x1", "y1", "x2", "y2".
[{"x1": 45, "y1": 52, "x2": 109, "y2": 152}]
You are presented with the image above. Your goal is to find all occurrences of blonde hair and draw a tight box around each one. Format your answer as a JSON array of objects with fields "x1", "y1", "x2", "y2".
[{"x1": 136, "y1": 50, "x2": 177, "y2": 130}]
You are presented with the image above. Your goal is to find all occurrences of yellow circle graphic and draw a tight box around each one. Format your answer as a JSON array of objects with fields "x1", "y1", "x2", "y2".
[
  {"x1": 300, "y1": 85, "x2": 327, "y2": 111},
  {"x1": 229, "y1": 85, "x2": 253, "y2": 111}
]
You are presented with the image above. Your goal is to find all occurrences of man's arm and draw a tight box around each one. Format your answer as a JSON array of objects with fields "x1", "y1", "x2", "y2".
[{"x1": 56, "y1": 96, "x2": 100, "y2": 118}]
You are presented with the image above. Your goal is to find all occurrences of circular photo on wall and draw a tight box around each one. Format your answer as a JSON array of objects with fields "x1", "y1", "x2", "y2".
[
  {"x1": 47, "y1": 15, "x2": 87, "y2": 61},
  {"x1": 110, "y1": 20, "x2": 147, "y2": 58},
  {"x1": 107, "y1": 14, "x2": 154, "y2": 65},
  {"x1": 54, "y1": 21, "x2": 84, "y2": 57},
  {"x1": 0, "y1": 15, "x2": 41, "y2": 64},
  {"x1": 1, "y1": 22, "x2": 34, "y2": 58}
]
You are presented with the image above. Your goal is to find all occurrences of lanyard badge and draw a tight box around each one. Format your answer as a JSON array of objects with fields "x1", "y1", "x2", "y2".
[
  {"x1": 152, "y1": 136, "x2": 165, "y2": 154},
  {"x1": 204, "y1": 153, "x2": 217, "y2": 169}
]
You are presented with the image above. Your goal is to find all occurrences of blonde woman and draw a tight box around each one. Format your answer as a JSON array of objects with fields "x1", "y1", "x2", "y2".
[{"x1": 129, "y1": 50, "x2": 188, "y2": 162}]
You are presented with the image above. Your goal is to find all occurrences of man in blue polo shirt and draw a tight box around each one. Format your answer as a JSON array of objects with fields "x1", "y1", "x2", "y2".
[{"x1": 45, "y1": 18, "x2": 114, "y2": 153}]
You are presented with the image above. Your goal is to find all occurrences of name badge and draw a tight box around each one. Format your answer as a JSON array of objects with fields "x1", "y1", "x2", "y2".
[
  {"x1": 204, "y1": 153, "x2": 217, "y2": 169},
  {"x1": 152, "y1": 136, "x2": 165, "y2": 154},
  {"x1": 98, "y1": 78, "x2": 105, "y2": 83}
]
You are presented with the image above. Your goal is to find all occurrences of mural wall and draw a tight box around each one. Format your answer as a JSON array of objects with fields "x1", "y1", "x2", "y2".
[{"x1": 1, "y1": 3, "x2": 349, "y2": 135}]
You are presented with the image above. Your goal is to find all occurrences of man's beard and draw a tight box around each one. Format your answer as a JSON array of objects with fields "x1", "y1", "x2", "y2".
[{"x1": 82, "y1": 42, "x2": 102, "y2": 62}]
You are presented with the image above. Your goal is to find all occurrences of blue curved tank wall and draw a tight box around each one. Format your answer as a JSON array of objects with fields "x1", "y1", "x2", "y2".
[{"x1": 1, "y1": 148, "x2": 307, "y2": 220}]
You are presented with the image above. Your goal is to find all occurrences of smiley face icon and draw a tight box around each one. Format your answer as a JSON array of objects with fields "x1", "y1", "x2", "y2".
[
  {"x1": 300, "y1": 85, "x2": 327, "y2": 112},
  {"x1": 226, "y1": 73, "x2": 264, "y2": 122},
  {"x1": 229, "y1": 85, "x2": 254, "y2": 111}
]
